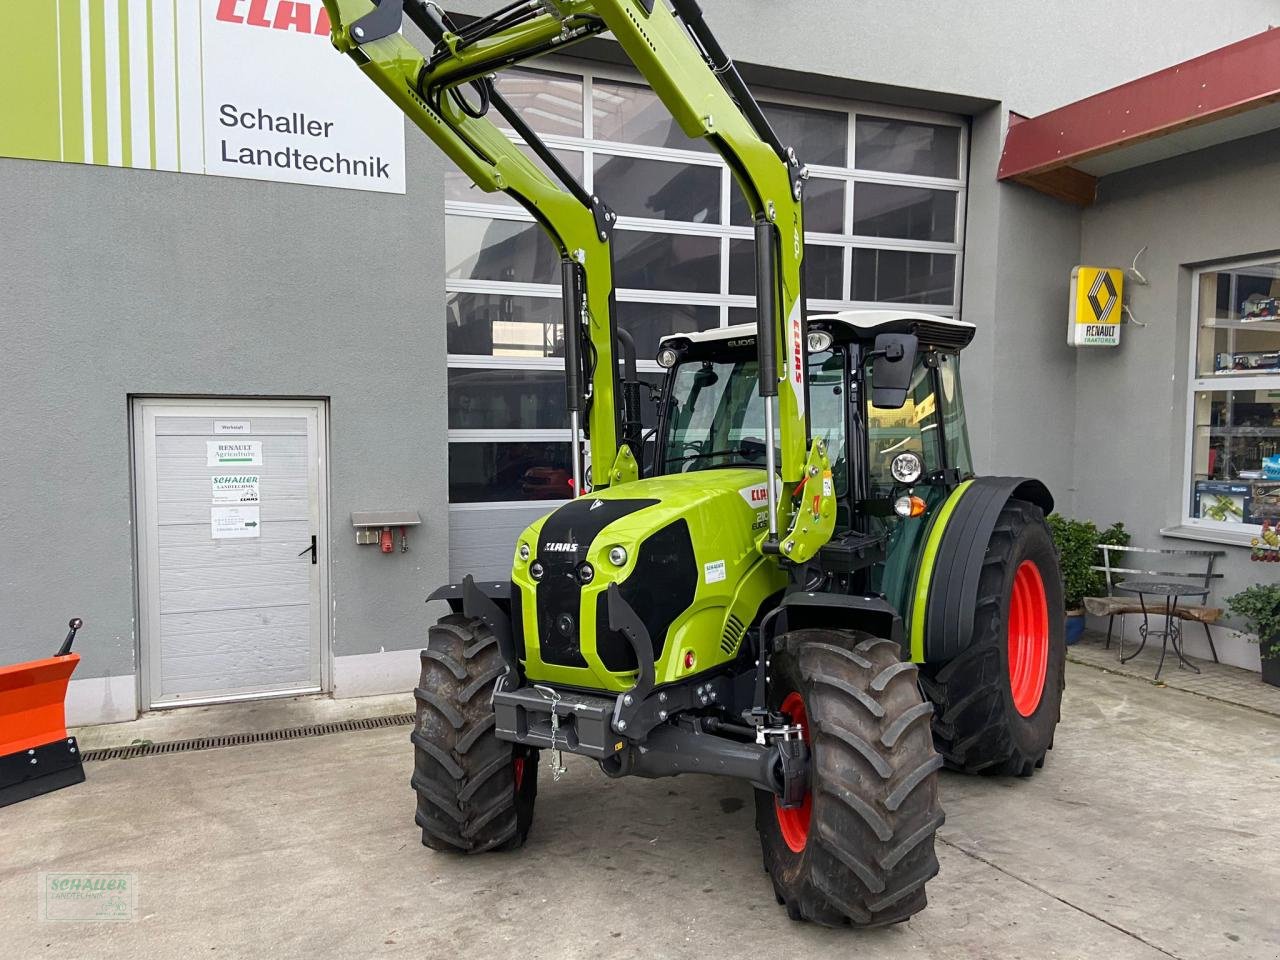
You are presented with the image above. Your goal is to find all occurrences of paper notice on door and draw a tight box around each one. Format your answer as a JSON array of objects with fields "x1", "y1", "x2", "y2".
[
  {"x1": 207, "y1": 440, "x2": 262, "y2": 467},
  {"x1": 211, "y1": 475, "x2": 260, "y2": 505},
  {"x1": 211, "y1": 505, "x2": 260, "y2": 539}
]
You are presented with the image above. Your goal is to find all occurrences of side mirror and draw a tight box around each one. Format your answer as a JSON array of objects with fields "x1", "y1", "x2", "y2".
[{"x1": 870, "y1": 333, "x2": 919, "y2": 409}]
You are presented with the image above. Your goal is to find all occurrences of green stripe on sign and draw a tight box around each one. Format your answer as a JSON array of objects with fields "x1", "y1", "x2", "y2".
[
  {"x1": 0, "y1": 4, "x2": 62, "y2": 162},
  {"x1": 146, "y1": 0, "x2": 156, "y2": 168},
  {"x1": 57, "y1": 0, "x2": 85, "y2": 163},
  {"x1": 88, "y1": 0, "x2": 108, "y2": 165},
  {"x1": 220, "y1": 458, "x2": 255, "y2": 463},
  {"x1": 909, "y1": 480, "x2": 973, "y2": 663},
  {"x1": 117, "y1": 0, "x2": 132, "y2": 167}
]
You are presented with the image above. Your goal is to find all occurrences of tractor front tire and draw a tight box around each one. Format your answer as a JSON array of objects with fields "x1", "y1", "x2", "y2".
[
  {"x1": 411, "y1": 613, "x2": 538, "y2": 853},
  {"x1": 755, "y1": 629, "x2": 944, "y2": 927},
  {"x1": 920, "y1": 498, "x2": 1065, "y2": 777}
]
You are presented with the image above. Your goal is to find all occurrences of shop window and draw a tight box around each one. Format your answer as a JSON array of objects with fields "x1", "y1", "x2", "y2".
[
  {"x1": 853, "y1": 183, "x2": 957, "y2": 243},
  {"x1": 444, "y1": 65, "x2": 967, "y2": 506},
  {"x1": 493, "y1": 68, "x2": 584, "y2": 138},
  {"x1": 445, "y1": 216, "x2": 560, "y2": 284},
  {"x1": 612, "y1": 230, "x2": 720, "y2": 293},
  {"x1": 1187, "y1": 258, "x2": 1280, "y2": 531},
  {"x1": 851, "y1": 249, "x2": 956, "y2": 306},
  {"x1": 593, "y1": 153, "x2": 721, "y2": 223},
  {"x1": 448, "y1": 440, "x2": 574, "y2": 504},
  {"x1": 855, "y1": 116, "x2": 961, "y2": 179}
]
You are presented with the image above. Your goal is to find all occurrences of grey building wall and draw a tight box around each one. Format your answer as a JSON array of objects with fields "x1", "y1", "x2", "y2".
[
  {"x1": 1076, "y1": 129, "x2": 1280, "y2": 671},
  {"x1": 0, "y1": 125, "x2": 450, "y2": 688},
  {"x1": 5, "y1": 3, "x2": 1279, "y2": 708}
]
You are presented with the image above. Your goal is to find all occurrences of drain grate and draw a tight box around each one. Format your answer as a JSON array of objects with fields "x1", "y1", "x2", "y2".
[{"x1": 81, "y1": 712, "x2": 417, "y2": 762}]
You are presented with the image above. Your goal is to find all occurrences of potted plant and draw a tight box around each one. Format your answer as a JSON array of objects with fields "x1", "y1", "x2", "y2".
[
  {"x1": 1047, "y1": 515, "x2": 1129, "y2": 644},
  {"x1": 1226, "y1": 584, "x2": 1280, "y2": 686}
]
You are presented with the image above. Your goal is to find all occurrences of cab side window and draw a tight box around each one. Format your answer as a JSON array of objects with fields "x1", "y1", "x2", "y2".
[{"x1": 866, "y1": 358, "x2": 942, "y2": 492}]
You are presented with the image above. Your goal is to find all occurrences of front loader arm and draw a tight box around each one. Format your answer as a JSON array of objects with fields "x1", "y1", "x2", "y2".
[
  {"x1": 321, "y1": 0, "x2": 625, "y2": 492},
  {"x1": 321, "y1": 0, "x2": 833, "y2": 559}
]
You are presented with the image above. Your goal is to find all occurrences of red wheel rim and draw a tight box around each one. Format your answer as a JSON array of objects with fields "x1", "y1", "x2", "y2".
[
  {"x1": 1008, "y1": 560, "x2": 1049, "y2": 717},
  {"x1": 513, "y1": 756, "x2": 525, "y2": 792},
  {"x1": 774, "y1": 692, "x2": 812, "y2": 853}
]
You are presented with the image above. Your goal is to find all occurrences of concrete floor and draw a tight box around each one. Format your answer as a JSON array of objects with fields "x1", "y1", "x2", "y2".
[{"x1": 3, "y1": 661, "x2": 1279, "y2": 959}]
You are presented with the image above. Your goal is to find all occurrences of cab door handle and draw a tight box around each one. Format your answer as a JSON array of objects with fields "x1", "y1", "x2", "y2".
[{"x1": 299, "y1": 535, "x2": 317, "y2": 565}]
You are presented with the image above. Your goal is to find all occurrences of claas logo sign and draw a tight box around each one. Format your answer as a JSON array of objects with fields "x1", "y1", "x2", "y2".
[{"x1": 1068, "y1": 266, "x2": 1124, "y2": 347}]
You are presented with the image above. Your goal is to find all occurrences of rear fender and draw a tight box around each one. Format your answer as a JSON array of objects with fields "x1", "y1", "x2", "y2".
[{"x1": 910, "y1": 476, "x2": 1054, "y2": 664}]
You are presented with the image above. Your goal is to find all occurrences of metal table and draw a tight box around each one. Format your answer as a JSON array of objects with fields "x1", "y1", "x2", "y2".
[{"x1": 1114, "y1": 579, "x2": 1210, "y2": 680}]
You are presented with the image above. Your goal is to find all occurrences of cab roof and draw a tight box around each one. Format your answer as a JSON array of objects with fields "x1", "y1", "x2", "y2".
[{"x1": 659, "y1": 309, "x2": 976, "y2": 352}]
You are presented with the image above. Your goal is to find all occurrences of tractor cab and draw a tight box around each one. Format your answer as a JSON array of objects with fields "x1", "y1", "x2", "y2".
[{"x1": 654, "y1": 309, "x2": 978, "y2": 616}]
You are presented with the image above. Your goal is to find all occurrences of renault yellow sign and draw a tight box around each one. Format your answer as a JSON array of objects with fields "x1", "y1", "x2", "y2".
[{"x1": 1069, "y1": 266, "x2": 1124, "y2": 347}]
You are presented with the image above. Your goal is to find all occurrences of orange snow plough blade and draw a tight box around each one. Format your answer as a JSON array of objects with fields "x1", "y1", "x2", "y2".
[{"x1": 0, "y1": 620, "x2": 86, "y2": 807}]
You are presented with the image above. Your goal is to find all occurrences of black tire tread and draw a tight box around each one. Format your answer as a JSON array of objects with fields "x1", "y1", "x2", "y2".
[
  {"x1": 412, "y1": 613, "x2": 536, "y2": 853},
  {"x1": 920, "y1": 499, "x2": 1065, "y2": 776},
  {"x1": 758, "y1": 629, "x2": 944, "y2": 928}
]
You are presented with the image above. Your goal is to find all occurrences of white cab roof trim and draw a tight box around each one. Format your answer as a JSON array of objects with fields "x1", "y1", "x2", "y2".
[{"x1": 659, "y1": 310, "x2": 974, "y2": 346}]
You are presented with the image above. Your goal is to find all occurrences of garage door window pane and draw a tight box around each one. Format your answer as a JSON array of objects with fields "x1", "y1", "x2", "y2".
[
  {"x1": 448, "y1": 370, "x2": 568, "y2": 430},
  {"x1": 593, "y1": 78, "x2": 711, "y2": 152},
  {"x1": 447, "y1": 293, "x2": 564, "y2": 357},
  {"x1": 494, "y1": 68, "x2": 583, "y2": 138},
  {"x1": 731, "y1": 176, "x2": 844, "y2": 234},
  {"x1": 618, "y1": 302, "x2": 720, "y2": 359},
  {"x1": 852, "y1": 249, "x2": 956, "y2": 305},
  {"x1": 853, "y1": 183, "x2": 957, "y2": 242},
  {"x1": 594, "y1": 154, "x2": 720, "y2": 223},
  {"x1": 614, "y1": 231, "x2": 719, "y2": 293},
  {"x1": 761, "y1": 101, "x2": 848, "y2": 167},
  {"x1": 730, "y1": 240, "x2": 843, "y2": 301},
  {"x1": 446, "y1": 148, "x2": 583, "y2": 206},
  {"x1": 449, "y1": 441, "x2": 573, "y2": 503},
  {"x1": 446, "y1": 216, "x2": 560, "y2": 284},
  {"x1": 856, "y1": 116, "x2": 960, "y2": 179}
]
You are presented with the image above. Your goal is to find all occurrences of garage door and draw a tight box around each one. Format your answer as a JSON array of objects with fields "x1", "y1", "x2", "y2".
[{"x1": 133, "y1": 399, "x2": 329, "y2": 708}]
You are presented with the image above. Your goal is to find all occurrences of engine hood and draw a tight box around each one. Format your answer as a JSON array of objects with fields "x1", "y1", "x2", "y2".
[{"x1": 510, "y1": 468, "x2": 783, "y2": 692}]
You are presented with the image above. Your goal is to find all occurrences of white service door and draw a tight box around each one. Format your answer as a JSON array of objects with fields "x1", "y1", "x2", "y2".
[{"x1": 134, "y1": 400, "x2": 329, "y2": 707}]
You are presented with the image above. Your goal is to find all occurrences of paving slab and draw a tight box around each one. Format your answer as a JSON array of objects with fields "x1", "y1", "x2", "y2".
[{"x1": 3, "y1": 663, "x2": 1277, "y2": 959}]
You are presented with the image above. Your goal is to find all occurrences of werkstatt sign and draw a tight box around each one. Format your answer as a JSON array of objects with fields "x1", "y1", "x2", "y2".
[
  {"x1": 1068, "y1": 266, "x2": 1124, "y2": 347},
  {"x1": 0, "y1": 0, "x2": 405, "y2": 194}
]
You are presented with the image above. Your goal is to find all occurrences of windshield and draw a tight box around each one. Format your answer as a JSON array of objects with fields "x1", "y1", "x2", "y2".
[{"x1": 661, "y1": 350, "x2": 847, "y2": 492}]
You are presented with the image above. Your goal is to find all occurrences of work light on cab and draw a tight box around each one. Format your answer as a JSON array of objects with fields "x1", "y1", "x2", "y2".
[{"x1": 891, "y1": 452, "x2": 923, "y2": 484}]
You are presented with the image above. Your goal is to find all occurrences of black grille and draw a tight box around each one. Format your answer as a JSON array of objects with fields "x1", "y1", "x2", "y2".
[
  {"x1": 721, "y1": 614, "x2": 746, "y2": 656},
  {"x1": 81, "y1": 713, "x2": 415, "y2": 761},
  {"x1": 534, "y1": 497, "x2": 658, "y2": 667},
  {"x1": 597, "y1": 519, "x2": 697, "y2": 672}
]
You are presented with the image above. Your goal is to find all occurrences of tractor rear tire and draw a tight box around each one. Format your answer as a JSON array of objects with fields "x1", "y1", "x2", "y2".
[
  {"x1": 755, "y1": 629, "x2": 944, "y2": 927},
  {"x1": 411, "y1": 613, "x2": 538, "y2": 853},
  {"x1": 919, "y1": 498, "x2": 1065, "y2": 777}
]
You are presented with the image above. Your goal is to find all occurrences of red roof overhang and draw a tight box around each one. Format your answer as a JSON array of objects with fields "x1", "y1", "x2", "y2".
[{"x1": 998, "y1": 27, "x2": 1280, "y2": 206}]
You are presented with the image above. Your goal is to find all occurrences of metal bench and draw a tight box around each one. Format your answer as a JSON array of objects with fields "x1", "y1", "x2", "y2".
[{"x1": 1084, "y1": 544, "x2": 1226, "y2": 663}]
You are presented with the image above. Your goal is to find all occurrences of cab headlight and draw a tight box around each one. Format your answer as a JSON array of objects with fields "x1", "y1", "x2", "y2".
[
  {"x1": 807, "y1": 329, "x2": 833, "y2": 353},
  {"x1": 891, "y1": 452, "x2": 923, "y2": 485},
  {"x1": 657, "y1": 346, "x2": 679, "y2": 368}
]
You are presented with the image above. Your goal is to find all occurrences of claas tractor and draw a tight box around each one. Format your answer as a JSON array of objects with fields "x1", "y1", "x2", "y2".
[{"x1": 320, "y1": 0, "x2": 1065, "y2": 927}]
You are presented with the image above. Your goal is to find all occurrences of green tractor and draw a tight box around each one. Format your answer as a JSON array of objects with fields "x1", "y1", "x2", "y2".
[{"x1": 321, "y1": 0, "x2": 1064, "y2": 928}]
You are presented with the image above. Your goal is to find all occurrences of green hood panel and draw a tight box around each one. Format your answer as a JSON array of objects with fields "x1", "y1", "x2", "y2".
[{"x1": 511, "y1": 469, "x2": 785, "y2": 691}]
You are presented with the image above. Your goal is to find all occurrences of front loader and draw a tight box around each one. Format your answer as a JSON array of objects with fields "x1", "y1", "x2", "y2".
[{"x1": 320, "y1": 0, "x2": 1066, "y2": 927}]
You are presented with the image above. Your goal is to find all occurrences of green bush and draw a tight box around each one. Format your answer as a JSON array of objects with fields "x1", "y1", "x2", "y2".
[
  {"x1": 1046, "y1": 515, "x2": 1130, "y2": 610},
  {"x1": 1226, "y1": 584, "x2": 1280, "y2": 658}
]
